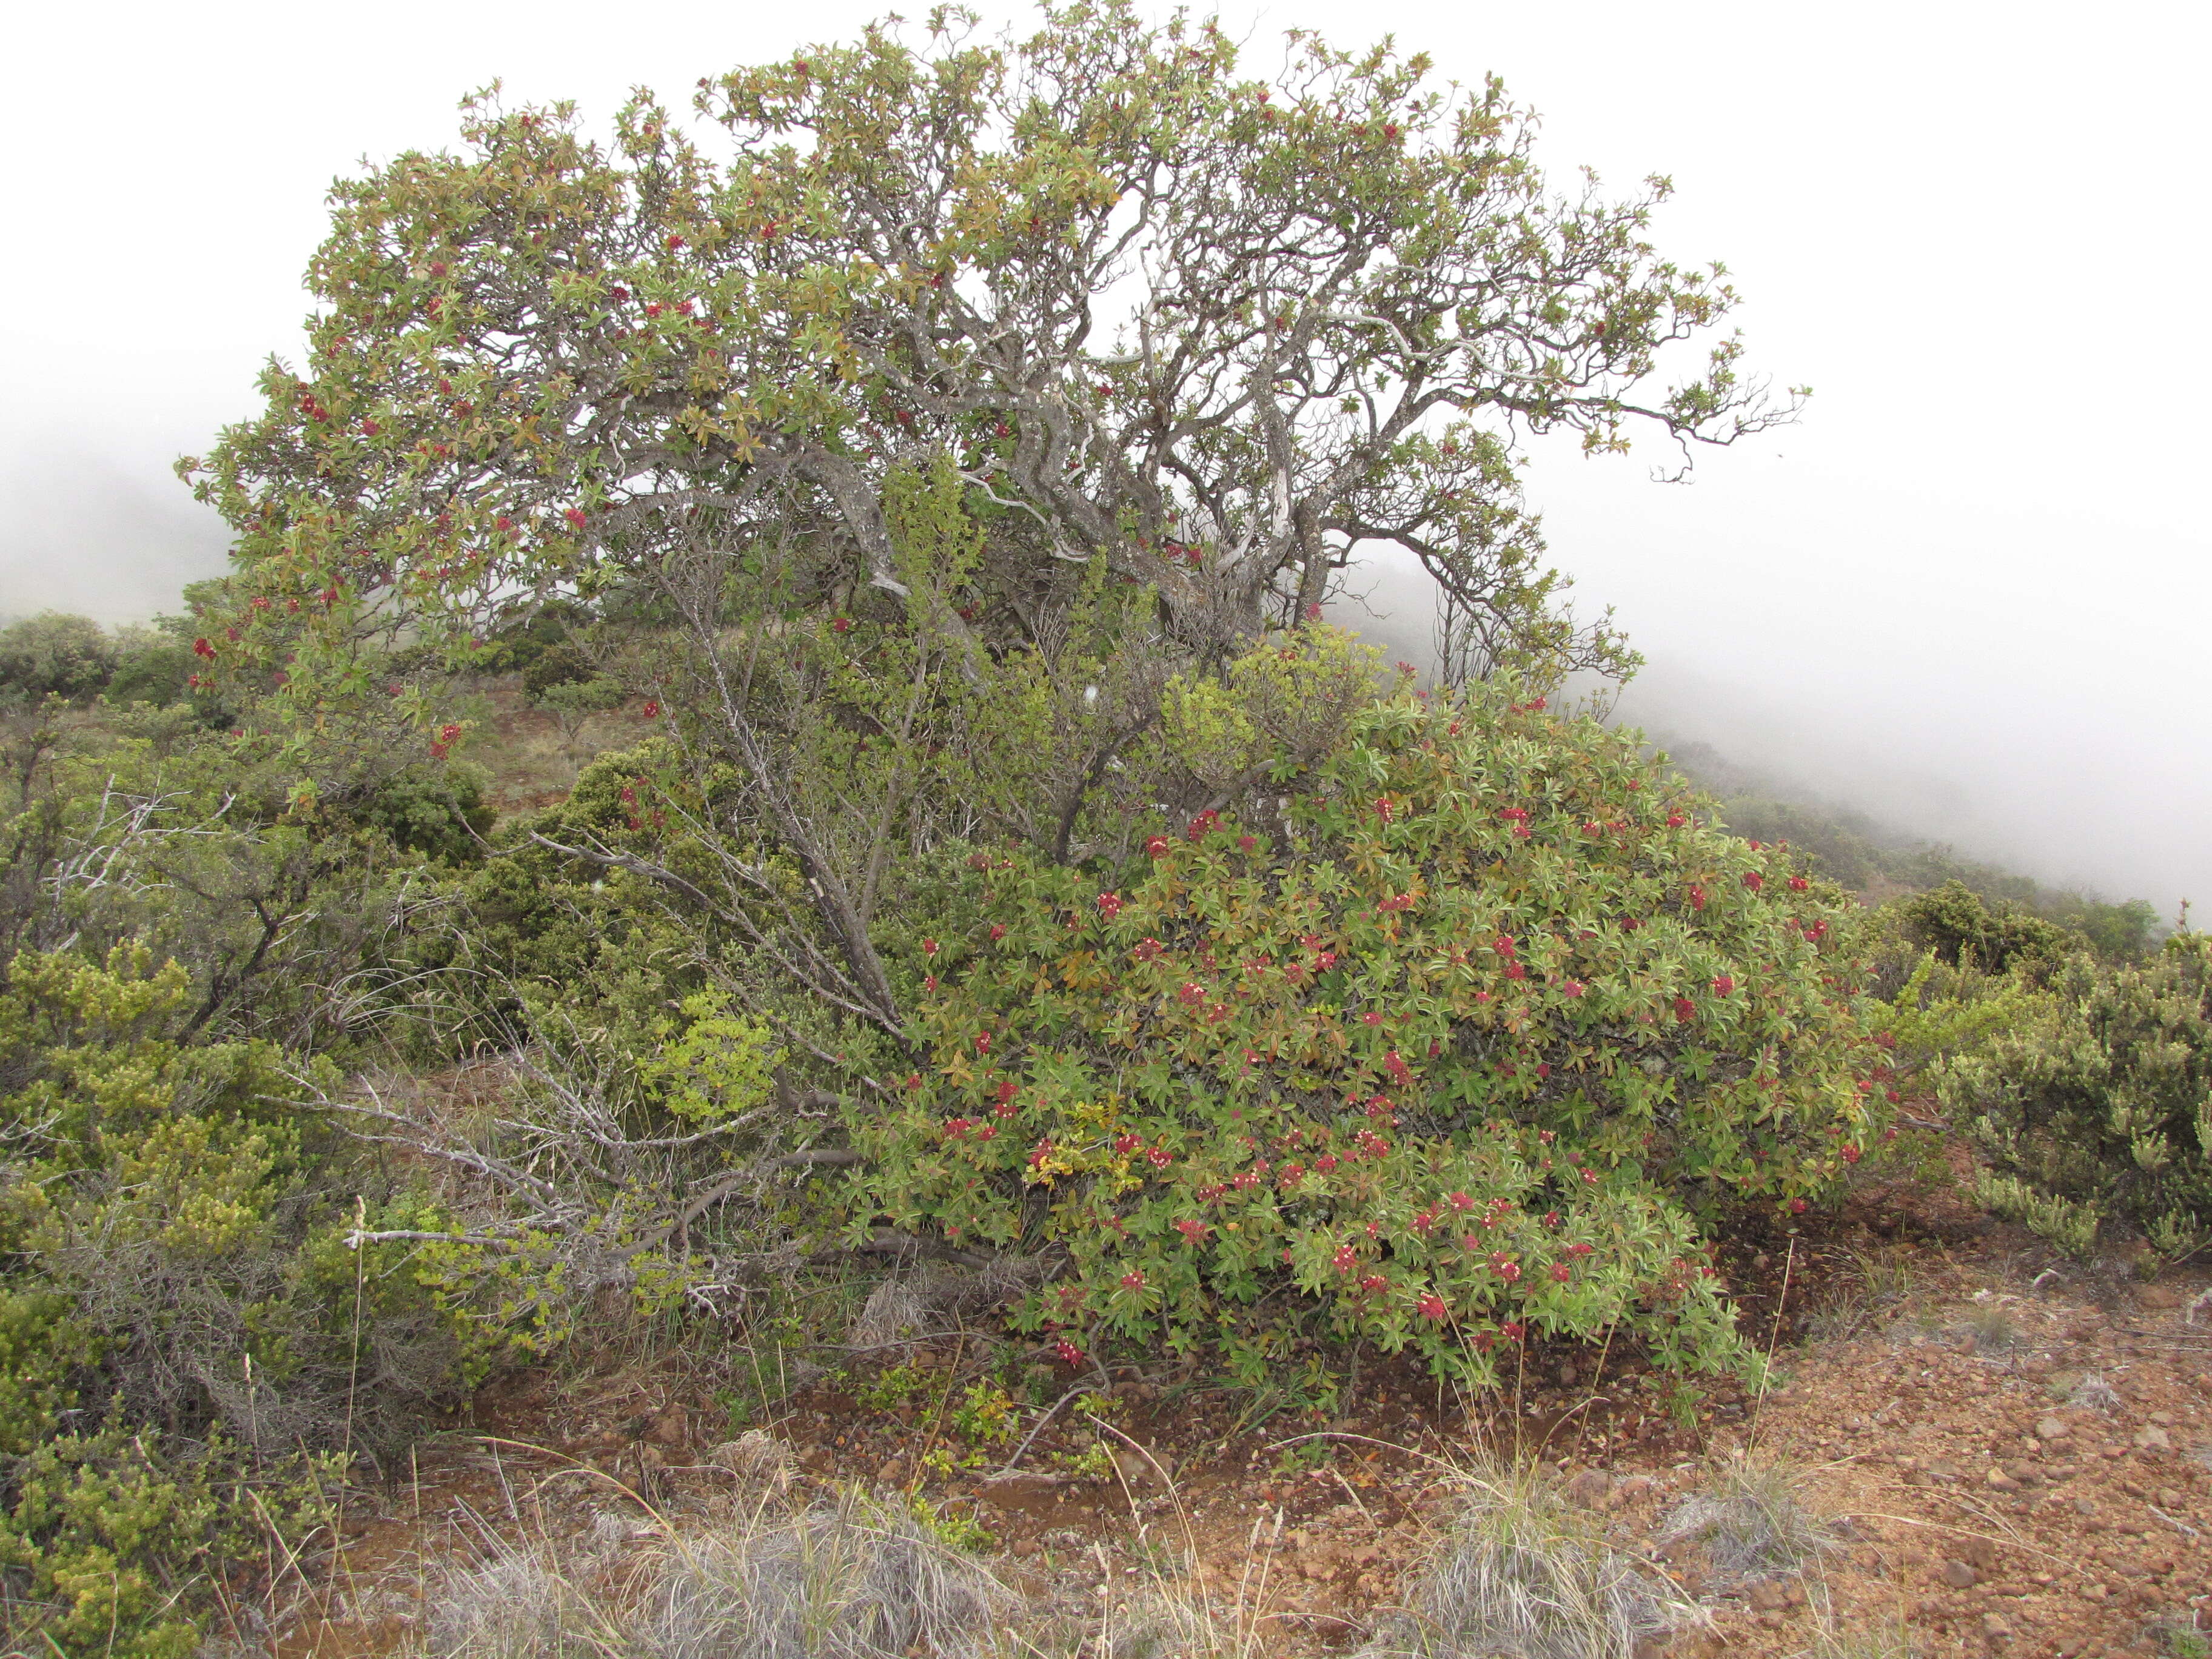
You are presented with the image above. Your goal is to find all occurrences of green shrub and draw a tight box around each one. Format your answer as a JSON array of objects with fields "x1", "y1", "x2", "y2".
[
  {"x1": 858, "y1": 690, "x2": 1883, "y2": 1387},
  {"x1": 0, "y1": 946, "x2": 469, "y2": 1655},
  {"x1": 1898, "y1": 880, "x2": 2080, "y2": 975},
  {"x1": 0, "y1": 615, "x2": 116, "y2": 703},
  {"x1": 1940, "y1": 931, "x2": 2212, "y2": 1261}
]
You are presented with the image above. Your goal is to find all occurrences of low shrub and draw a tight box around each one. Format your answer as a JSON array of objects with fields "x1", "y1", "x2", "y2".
[
  {"x1": 0, "y1": 946, "x2": 469, "y2": 1656},
  {"x1": 1940, "y1": 930, "x2": 2212, "y2": 1262},
  {"x1": 859, "y1": 691, "x2": 1884, "y2": 1386},
  {"x1": 1897, "y1": 880, "x2": 2080, "y2": 975}
]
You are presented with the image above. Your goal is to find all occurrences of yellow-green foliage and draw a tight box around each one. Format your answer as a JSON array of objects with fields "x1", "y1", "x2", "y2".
[
  {"x1": 0, "y1": 948, "x2": 471, "y2": 1657},
  {"x1": 1940, "y1": 931, "x2": 2212, "y2": 1261},
  {"x1": 638, "y1": 993, "x2": 784, "y2": 1124}
]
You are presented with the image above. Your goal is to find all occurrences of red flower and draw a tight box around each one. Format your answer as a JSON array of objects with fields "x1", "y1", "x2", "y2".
[
  {"x1": 1666, "y1": 814, "x2": 1686, "y2": 828},
  {"x1": 192, "y1": 638, "x2": 215, "y2": 659},
  {"x1": 831, "y1": 615, "x2": 854, "y2": 634},
  {"x1": 1238, "y1": 834, "x2": 1257, "y2": 853},
  {"x1": 1842, "y1": 1144, "x2": 1862, "y2": 1164},
  {"x1": 1788, "y1": 876, "x2": 1809, "y2": 893},
  {"x1": 1561, "y1": 979, "x2": 1586, "y2": 998},
  {"x1": 1177, "y1": 982, "x2": 1204, "y2": 1005},
  {"x1": 1673, "y1": 997, "x2": 1696, "y2": 1022},
  {"x1": 1688, "y1": 883, "x2": 1707, "y2": 911},
  {"x1": 1742, "y1": 871, "x2": 1764, "y2": 892},
  {"x1": 1494, "y1": 1261, "x2": 1522, "y2": 1283},
  {"x1": 1373, "y1": 797, "x2": 1394, "y2": 823},
  {"x1": 1711, "y1": 974, "x2": 1735, "y2": 996},
  {"x1": 564, "y1": 508, "x2": 588, "y2": 529},
  {"x1": 1119, "y1": 1270, "x2": 1145, "y2": 1290},
  {"x1": 1096, "y1": 891, "x2": 1122, "y2": 920},
  {"x1": 1315, "y1": 1154, "x2": 1339, "y2": 1173},
  {"x1": 974, "y1": 1031, "x2": 992, "y2": 1054},
  {"x1": 1417, "y1": 1292, "x2": 1448, "y2": 1321},
  {"x1": 1053, "y1": 1339, "x2": 1084, "y2": 1366},
  {"x1": 1176, "y1": 1218, "x2": 1208, "y2": 1241},
  {"x1": 1385, "y1": 1050, "x2": 1412, "y2": 1085},
  {"x1": 666, "y1": 233, "x2": 686, "y2": 250},
  {"x1": 1550, "y1": 1263, "x2": 1572, "y2": 1283},
  {"x1": 1145, "y1": 834, "x2": 1170, "y2": 857},
  {"x1": 1501, "y1": 1321, "x2": 1524, "y2": 1342},
  {"x1": 642, "y1": 700, "x2": 660, "y2": 718},
  {"x1": 1789, "y1": 1197, "x2": 1808, "y2": 1215},
  {"x1": 922, "y1": 937, "x2": 939, "y2": 956}
]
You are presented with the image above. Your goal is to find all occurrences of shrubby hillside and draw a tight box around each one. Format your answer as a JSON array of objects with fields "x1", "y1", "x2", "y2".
[{"x1": 0, "y1": 8, "x2": 2200, "y2": 1654}]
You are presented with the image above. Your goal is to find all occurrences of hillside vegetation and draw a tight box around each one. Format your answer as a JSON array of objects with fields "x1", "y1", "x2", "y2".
[{"x1": 0, "y1": 8, "x2": 2201, "y2": 1654}]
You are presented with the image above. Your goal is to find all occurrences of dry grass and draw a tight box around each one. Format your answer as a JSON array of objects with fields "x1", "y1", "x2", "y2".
[
  {"x1": 2067, "y1": 1372, "x2": 2123, "y2": 1413},
  {"x1": 1657, "y1": 1458, "x2": 1839, "y2": 1589},
  {"x1": 423, "y1": 1492, "x2": 1004, "y2": 1659},
  {"x1": 1363, "y1": 1465, "x2": 1695, "y2": 1659}
]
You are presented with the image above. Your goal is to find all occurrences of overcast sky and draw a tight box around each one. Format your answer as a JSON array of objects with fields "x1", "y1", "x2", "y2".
[{"x1": 4, "y1": 0, "x2": 2205, "y2": 913}]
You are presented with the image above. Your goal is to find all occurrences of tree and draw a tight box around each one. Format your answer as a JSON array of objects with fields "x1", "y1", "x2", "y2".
[
  {"x1": 189, "y1": 2, "x2": 1789, "y2": 671},
  {"x1": 186, "y1": 2, "x2": 1795, "y2": 1044}
]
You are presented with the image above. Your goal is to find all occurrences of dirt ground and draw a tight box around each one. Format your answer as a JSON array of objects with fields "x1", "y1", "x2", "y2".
[{"x1": 269, "y1": 1159, "x2": 2211, "y2": 1659}]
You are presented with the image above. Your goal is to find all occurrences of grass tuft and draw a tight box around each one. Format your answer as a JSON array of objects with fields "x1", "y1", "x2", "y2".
[
  {"x1": 1364, "y1": 1466, "x2": 1694, "y2": 1659},
  {"x1": 1657, "y1": 1458, "x2": 1838, "y2": 1589},
  {"x1": 422, "y1": 1491, "x2": 1003, "y2": 1659}
]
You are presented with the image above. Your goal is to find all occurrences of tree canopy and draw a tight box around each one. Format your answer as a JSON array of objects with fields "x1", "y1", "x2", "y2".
[{"x1": 189, "y1": 1, "x2": 1792, "y2": 697}]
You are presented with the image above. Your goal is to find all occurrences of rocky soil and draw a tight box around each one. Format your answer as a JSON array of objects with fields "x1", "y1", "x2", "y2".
[{"x1": 278, "y1": 1179, "x2": 2210, "y2": 1659}]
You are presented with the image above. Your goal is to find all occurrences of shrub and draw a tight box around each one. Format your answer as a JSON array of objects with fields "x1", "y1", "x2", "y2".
[
  {"x1": 1898, "y1": 880, "x2": 2079, "y2": 975},
  {"x1": 1940, "y1": 930, "x2": 2212, "y2": 1261},
  {"x1": 0, "y1": 615, "x2": 116, "y2": 703},
  {"x1": 858, "y1": 691, "x2": 1883, "y2": 1386},
  {"x1": 0, "y1": 946, "x2": 468, "y2": 1655}
]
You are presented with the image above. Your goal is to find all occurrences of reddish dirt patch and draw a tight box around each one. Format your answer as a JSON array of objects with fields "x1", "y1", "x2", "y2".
[{"x1": 280, "y1": 1177, "x2": 2212, "y2": 1659}]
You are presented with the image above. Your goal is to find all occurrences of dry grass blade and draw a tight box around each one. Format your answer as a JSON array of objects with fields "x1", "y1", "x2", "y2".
[
  {"x1": 1658, "y1": 1458, "x2": 1838, "y2": 1589},
  {"x1": 645, "y1": 1493, "x2": 1004, "y2": 1659},
  {"x1": 427, "y1": 1545, "x2": 623, "y2": 1659},
  {"x1": 423, "y1": 1491, "x2": 1003, "y2": 1659},
  {"x1": 1364, "y1": 1466, "x2": 1695, "y2": 1659}
]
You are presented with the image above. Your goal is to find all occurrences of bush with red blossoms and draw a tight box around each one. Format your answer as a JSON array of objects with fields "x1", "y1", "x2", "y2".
[{"x1": 856, "y1": 691, "x2": 1882, "y2": 1388}]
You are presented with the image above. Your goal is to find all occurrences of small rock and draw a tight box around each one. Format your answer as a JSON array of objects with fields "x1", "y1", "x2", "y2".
[
  {"x1": 1563, "y1": 1469, "x2": 1614, "y2": 1506},
  {"x1": 2148, "y1": 1410, "x2": 2174, "y2": 1425},
  {"x1": 2036, "y1": 1416, "x2": 2070, "y2": 1441},
  {"x1": 1748, "y1": 1580, "x2": 1789, "y2": 1612},
  {"x1": 1942, "y1": 1560, "x2": 1979, "y2": 1588},
  {"x1": 2133, "y1": 1426, "x2": 2173, "y2": 1453},
  {"x1": 2137, "y1": 1285, "x2": 2182, "y2": 1310},
  {"x1": 1984, "y1": 1467, "x2": 2022, "y2": 1493},
  {"x1": 1605, "y1": 1474, "x2": 1657, "y2": 1510},
  {"x1": 1982, "y1": 1614, "x2": 2014, "y2": 1641},
  {"x1": 2082, "y1": 1583, "x2": 2109, "y2": 1603}
]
